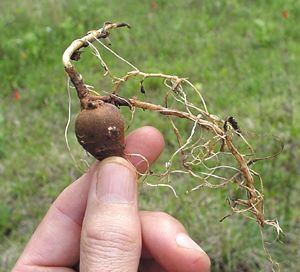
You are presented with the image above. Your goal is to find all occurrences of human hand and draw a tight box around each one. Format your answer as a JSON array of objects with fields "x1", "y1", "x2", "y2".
[{"x1": 13, "y1": 126, "x2": 210, "y2": 272}]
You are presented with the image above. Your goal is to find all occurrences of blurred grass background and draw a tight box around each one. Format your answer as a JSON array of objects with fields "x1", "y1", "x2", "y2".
[{"x1": 0, "y1": 0, "x2": 299, "y2": 271}]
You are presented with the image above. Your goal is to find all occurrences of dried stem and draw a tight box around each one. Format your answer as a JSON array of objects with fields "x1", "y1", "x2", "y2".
[{"x1": 62, "y1": 21, "x2": 131, "y2": 104}]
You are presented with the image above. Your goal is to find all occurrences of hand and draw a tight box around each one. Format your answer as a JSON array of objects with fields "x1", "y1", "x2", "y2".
[{"x1": 13, "y1": 126, "x2": 210, "y2": 272}]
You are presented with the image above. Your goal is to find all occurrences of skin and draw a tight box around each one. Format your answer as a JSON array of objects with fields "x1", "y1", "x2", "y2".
[{"x1": 13, "y1": 126, "x2": 210, "y2": 272}]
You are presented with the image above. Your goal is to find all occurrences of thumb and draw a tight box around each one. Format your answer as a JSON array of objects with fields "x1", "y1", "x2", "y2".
[{"x1": 80, "y1": 157, "x2": 141, "y2": 272}]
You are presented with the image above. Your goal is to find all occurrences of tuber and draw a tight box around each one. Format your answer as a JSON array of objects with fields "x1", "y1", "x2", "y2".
[{"x1": 75, "y1": 101, "x2": 125, "y2": 160}]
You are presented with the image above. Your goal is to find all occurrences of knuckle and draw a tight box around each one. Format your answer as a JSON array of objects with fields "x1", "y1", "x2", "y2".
[{"x1": 82, "y1": 224, "x2": 140, "y2": 256}]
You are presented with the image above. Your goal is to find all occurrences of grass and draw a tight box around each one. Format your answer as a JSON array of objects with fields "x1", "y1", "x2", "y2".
[{"x1": 1, "y1": 0, "x2": 299, "y2": 271}]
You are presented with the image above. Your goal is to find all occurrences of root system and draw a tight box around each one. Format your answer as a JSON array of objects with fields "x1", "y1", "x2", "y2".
[{"x1": 62, "y1": 22, "x2": 282, "y2": 236}]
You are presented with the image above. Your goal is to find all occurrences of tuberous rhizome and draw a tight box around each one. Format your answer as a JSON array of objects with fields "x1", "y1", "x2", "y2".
[{"x1": 74, "y1": 100, "x2": 125, "y2": 160}]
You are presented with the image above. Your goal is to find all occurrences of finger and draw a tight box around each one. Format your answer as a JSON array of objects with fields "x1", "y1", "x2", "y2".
[
  {"x1": 124, "y1": 126, "x2": 164, "y2": 173},
  {"x1": 14, "y1": 127, "x2": 164, "y2": 270},
  {"x1": 80, "y1": 157, "x2": 140, "y2": 271},
  {"x1": 140, "y1": 211, "x2": 211, "y2": 272},
  {"x1": 13, "y1": 267, "x2": 75, "y2": 272},
  {"x1": 139, "y1": 259, "x2": 166, "y2": 272}
]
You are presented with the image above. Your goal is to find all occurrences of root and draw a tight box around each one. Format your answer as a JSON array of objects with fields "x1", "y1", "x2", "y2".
[
  {"x1": 64, "y1": 78, "x2": 83, "y2": 171},
  {"x1": 62, "y1": 22, "x2": 282, "y2": 231}
]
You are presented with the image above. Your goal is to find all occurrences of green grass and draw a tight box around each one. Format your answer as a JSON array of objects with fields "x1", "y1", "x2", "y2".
[{"x1": 1, "y1": 0, "x2": 299, "y2": 271}]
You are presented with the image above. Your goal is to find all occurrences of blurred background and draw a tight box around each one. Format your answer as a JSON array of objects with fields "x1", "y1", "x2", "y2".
[{"x1": 0, "y1": 0, "x2": 299, "y2": 271}]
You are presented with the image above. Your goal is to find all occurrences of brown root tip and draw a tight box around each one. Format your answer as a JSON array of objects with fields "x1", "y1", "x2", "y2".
[{"x1": 117, "y1": 22, "x2": 131, "y2": 29}]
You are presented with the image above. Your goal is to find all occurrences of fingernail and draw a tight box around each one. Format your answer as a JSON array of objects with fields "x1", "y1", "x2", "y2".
[
  {"x1": 96, "y1": 157, "x2": 137, "y2": 203},
  {"x1": 176, "y1": 233, "x2": 205, "y2": 253}
]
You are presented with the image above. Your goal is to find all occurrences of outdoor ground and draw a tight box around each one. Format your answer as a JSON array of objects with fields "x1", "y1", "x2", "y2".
[{"x1": 0, "y1": 0, "x2": 299, "y2": 271}]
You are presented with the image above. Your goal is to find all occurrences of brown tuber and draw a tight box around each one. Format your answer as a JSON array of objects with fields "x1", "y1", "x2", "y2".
[{"x1": 75, "y1": 101, "x2": 125, "y2": 160}]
